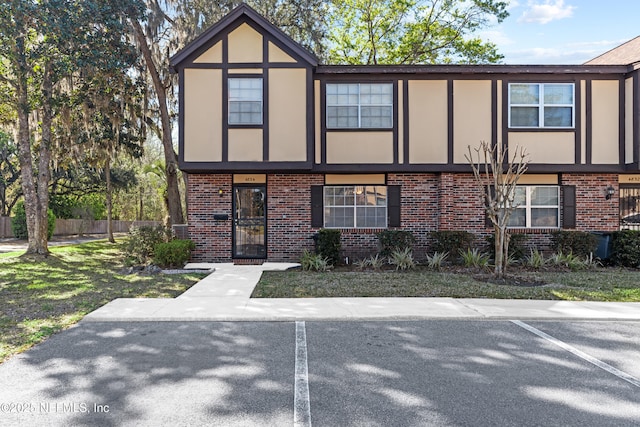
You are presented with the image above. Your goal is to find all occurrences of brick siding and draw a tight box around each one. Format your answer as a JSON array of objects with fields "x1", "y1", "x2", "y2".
[
  {"x1": 561, "y1": 173, "x2": 619, "y2": 231},
  {"x1": 186, "y1": 172, "x2": 620, "y2": 262}
]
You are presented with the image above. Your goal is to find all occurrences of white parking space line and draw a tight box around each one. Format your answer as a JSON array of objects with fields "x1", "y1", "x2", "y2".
[
  {"x1": 294, "y1": 321, "x2": 312, "y2": 427},
  {"x1": 512, "y1": 320, "x2": 640, "y2": 388}
]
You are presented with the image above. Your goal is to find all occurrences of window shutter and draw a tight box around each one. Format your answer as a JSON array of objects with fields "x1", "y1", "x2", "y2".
[
  {"x1": 311, "y1": 185, "x2": 323, "y2": 228},
  {"x1": 561, "y1": 185, "x2": 576, "y2": 229},
  {"x1": 387, "y1": 185, "x2": 401, "y2": 227}
]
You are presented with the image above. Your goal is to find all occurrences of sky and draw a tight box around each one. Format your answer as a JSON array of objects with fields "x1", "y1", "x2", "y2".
[{"x1": 480, "y1": 0, "x2": 640, "y2": 64}]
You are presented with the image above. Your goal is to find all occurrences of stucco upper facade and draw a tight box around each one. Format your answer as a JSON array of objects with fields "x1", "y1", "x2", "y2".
[{"x1": 170, "y1": 5, "x2": 640, "y2": 176}]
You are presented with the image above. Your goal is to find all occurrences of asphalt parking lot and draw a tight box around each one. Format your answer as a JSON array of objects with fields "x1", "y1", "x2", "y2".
[{"x1": 0, "y1": 320, "x2": 639, "y2": 427}]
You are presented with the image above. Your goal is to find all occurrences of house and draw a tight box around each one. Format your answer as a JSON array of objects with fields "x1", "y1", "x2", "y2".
[{"x1": 169, "y1": 4, "x2": 640, "y2": 263}]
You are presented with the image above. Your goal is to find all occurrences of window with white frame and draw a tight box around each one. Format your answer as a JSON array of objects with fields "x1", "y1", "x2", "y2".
[
  {"x1": 326, "y1": 83, "x2": 393, "y2": 129},
  {"x1": 508, "y1": 186, "x2": 560, "y2": 228},
  {"x1": 228, "y1": 78, "x2": 263, "y2": 125},
  {"x1": 324, "y1": 186, "x2": 387, "y2": 228},
  {"x1": 509, "y1": 83, "x2": 574, "y2": 128}
]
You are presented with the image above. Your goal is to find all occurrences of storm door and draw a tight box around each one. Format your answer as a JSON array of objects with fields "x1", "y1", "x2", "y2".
[
  {"x1": 233, "y1": 186, "x2": 267, "y2": 258},
  {"x1": 620, "y1": 185, "x2": 640, "y2": 230}
]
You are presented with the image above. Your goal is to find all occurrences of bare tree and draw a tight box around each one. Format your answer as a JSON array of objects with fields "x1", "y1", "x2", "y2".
[{"x1": 466, "y1": 141, "x2": 528, "y2": 277}]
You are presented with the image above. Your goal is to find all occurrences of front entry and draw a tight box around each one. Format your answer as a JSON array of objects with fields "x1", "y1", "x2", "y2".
[
  {"x1": 233, "y1": 185, "x2": 267, "y2": 258},
  {"x1": 620, "y1": 185, "x2": 640, "y2": 230}
]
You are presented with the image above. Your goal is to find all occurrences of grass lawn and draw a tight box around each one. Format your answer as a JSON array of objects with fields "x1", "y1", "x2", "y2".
[
  {"x1": 252, "y1": 268, "x2": 640, "y2": 301},
  {"x1": 0, "y1": 240, "x2": 205, "y2": 364}
]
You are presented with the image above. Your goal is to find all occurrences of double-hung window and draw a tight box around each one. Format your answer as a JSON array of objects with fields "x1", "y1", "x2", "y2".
[
  {"x1": 326, "y1": 83, "x2": 393, "y2": 129},
  {"x1": 228, "y1": 78, "x2": 263, "y2": 125},
  {"x1": 509, "y1": 83, "x2": 574, "y2": 128},
  {"x1": 508, "y1": 186, "x2": 560, "y2": 228},
  {"x1": 324, "y1": 186, "x2": 387, "y2": 228}
]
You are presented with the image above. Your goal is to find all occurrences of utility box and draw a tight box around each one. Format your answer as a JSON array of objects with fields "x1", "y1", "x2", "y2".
[{"x1": 592, "y1": 232, "x2": 612, "y2": 260}]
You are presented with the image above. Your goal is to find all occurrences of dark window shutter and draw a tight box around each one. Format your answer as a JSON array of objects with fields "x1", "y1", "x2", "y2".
[
  {"x1": 485, "y1": 186, "x2": 495, "y2": 228},
  {"x1": 311, "y1": 185, "x2": 323, "y2": 228},
  {"x1": 387, "y1": 185, "x2": 401, "y2": 227},
  {"x1": 562, "y1": 185, "x2": 576, "y2": 229}
]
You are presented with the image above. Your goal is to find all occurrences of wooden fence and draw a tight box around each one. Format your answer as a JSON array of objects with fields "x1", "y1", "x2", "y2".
[{"x1": 0, "y1": 217, "x2": 160, "y2": 238}]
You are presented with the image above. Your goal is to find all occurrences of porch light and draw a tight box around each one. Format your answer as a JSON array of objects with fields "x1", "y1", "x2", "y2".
[
  {"x1": 605, "y1": 186, "x2": 615, "y2": 200},
  {"x1": 218, "y1": 188, "x2": 224, "y2": 197}
]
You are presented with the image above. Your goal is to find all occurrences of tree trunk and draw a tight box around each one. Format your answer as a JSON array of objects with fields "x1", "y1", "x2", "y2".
[
  {"x1": 503, "y1": 232, "x2": 511, "y2": 274},
  {"x1": 138, "y1": 186, "x2": 143, "y2": 221},
  {"x1": 131, "y1": 19, "x2": 184, "y2": 226},
  {"x1": 494, "y1": 224, "x2": 504, "y2": 277},
  {"x1": 14, "y1": 36, "x2": 49, "y2": 255},
  {"x1": 106, "y1": 157, "x2": 115, "y2": 243},
  {"x1": 34, "y1": 63, "x2": 53, "y2": 255}
]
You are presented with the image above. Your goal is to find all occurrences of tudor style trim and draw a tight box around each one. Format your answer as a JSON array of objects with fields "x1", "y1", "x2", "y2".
[
  {"x1": 174, "y1": 5, "x2": 640, "y2": 176},
  {"x1": 169, "y1": 3, "x2": 318, "y2": 70}
]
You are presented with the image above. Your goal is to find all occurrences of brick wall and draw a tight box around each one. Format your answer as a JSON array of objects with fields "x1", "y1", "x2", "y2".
[
  {"x1": 561, "y1": 173, "x2": 619, "y2": 231},
  {"x1": 388, "y1": 173, "x2": 439, "y2": 259},
  {"x1": 187, "y1": 174, "x2": 233, "y2": 262},
  {"x1": 267, "y1": 174, "x2": 324, "y2": 261},
  {"x1": 185, "y1": 172, "x2": 620, "y2": 262}
]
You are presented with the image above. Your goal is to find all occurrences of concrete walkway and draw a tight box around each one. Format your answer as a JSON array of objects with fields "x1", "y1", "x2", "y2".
[{"x1": 83, "y1": 263, "x2": 640, "y2": 322}]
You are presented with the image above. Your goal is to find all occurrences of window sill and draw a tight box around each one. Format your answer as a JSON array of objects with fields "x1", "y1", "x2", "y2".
[
  {"x1": 507, "y1": 127, "x2": 574, "y2": 132},
  {"x1": 507, "y1": 228, "x2": 561, "y2": 234},
  {"x1": 325, "y1": 228, "x2": 387, "y2": 234},
  {"x1": 326, "y1": 128, "x2": 393, "y2": 132}
]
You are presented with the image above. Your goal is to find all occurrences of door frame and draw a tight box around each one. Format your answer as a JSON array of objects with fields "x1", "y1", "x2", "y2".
[
  {"x1": 232, "y1": 183, "x2": 268, "y2": 259},
  {"x1": 620, "y1": 184, "x2": 640, "y2": 230}
]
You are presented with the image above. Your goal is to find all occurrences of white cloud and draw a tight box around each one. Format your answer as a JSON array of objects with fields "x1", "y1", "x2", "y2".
[
  {"x1": 518, "y1": 0, "x2": 575, "y2": 24},
  {"x1": 506, "y1": 0, "x2": 521, "y2": 11},
  {"x1": 478, "y1": 29, "x2": 516, "y2": 46},
  {"x1": 500, "y1": 38, "x2": 636, "y2": 64}
]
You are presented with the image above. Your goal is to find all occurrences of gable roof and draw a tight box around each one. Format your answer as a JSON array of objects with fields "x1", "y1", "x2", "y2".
[
  {"x1": 169, "y1": 3, "x2": 318, "y2": 71},
  {"x1": 584, "y1": 36, "x2": 640, "y2": 66}
]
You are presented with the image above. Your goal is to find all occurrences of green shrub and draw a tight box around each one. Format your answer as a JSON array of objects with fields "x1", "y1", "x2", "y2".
[
  {"x1": 316, "y1": 229, "x2": 341, "y2": 265},
  {"x1": 526, "y1": 249, "x2": 547, "y2": 269},
  {"x1": 122, "y1": 225, "x2": 172, "y2": 266},
  {"x1": 388, "y1": 248, "x2": 415, "y2": 271},
  {"x1": 550, "y1": 231, "x2": 598, "y2": 258},
  {"x1": 300, "y1": 250, "x2": 331, "y2": 271},
  {"x1": 610, "y1": 230, "x2": 640, "y2": 268},
  {"x1": 11, "y1": 201, "x2": 56, "y2": 239},
  {"x1": 486, "y1": 233, "x2": 528, "y2": 260},
  {"x1": 50, "y1": 193, "x2": 106, "y2": 220},
  {"x1": 355, "y1": 254, "x2": 384, "y2": 270},
  {"x1": 460, "y1": 248, "x2": 490, "y2": 268},
  {"x1": 425, "y1": 251, "x2": 448, "y2": 271},
  {"x1": 376, "y1": 230, "x2": 416, "y2": 258},
  {"x1": 549, "y1": 251, "x2": 587, "y2": 271},
  {"x1": 153, "y1": 239, "x2": 195, "y2": 268},
  {"x1": 431, "y1": 231, "x2": 475, "y2": 263}
]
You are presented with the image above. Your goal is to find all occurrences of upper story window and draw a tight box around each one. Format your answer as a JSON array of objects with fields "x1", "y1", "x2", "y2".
[
  {"x1": 508, "y1": 185, "x2": 560, "y2": 228},
  {"x1": 326, "y1": 83, "x2": 393, "y2": 129},
  {"x1": 324, "y1": 185, "x2": 387, "y2": 228},
  {"x1": 228, "y1": 78, "x2": 263, "y2": 125},
  {"x1": 509, "y1": 83, "x2": 574, "y2": 128}
]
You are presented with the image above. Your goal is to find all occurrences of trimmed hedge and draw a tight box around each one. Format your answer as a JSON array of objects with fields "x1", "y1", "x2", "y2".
[
  {"x1": 153, "y1": 239, "x2": 195, "y2": 268},
  {"x1": 376, "y1": 230, "x2": 415, "y2": 258},
  {"x1": 316, "y1": 229, "x2": 341, "y2": 265},
  {"x1": 610, "y1": 230, "x2": 640, "y2": 268},
  {"x1": 122, "y1": 225, "x2": 173, "y2": 266},
  {"x1": 550, "y1": 230, "x2": 598, "y2": 258},
  {"x1": 431, "y1": 231, "x2": 475, "y2": 262}
]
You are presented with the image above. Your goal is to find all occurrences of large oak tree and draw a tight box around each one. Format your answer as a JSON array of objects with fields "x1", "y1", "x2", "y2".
[
  {"x1": 327, "y1": 0, "x2": 509, "y2": 65},
  {"x1": 0, "y1": 0, "x2": 145, "y2": 254}
]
